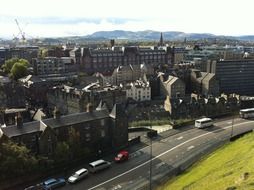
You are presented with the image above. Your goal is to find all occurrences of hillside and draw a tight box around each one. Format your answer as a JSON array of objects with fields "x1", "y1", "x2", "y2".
[
  {"x1": 158, "y1": 132, "x2": 254, "y2": 190},
  {"x1": 85, "y1": 30, "x2": 254, "y2": 41}
]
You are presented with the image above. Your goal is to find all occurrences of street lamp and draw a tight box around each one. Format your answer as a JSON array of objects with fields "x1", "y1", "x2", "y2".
[
  {"x1": 231, "y1": 114, "x2": 234, "y2": 138},
  {"x1": 145, "y1": 109, "x2": 152, "y2": 190}
]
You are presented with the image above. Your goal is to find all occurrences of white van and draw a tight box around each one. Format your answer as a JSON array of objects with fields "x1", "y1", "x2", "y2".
[
  {"x1": 88, "y1": 159, "x2": 111, "y2": 173},
  {"x1": 195, "y1": 118, "x2": 213, "y2": 128}
]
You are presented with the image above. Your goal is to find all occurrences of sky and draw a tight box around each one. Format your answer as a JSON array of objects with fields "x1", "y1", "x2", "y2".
[{"x1": 0, "y1": 0, "x2": 254, "y2": 39}]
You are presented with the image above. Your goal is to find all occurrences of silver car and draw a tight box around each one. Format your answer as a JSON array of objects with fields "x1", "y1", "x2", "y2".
[{"x1": 68, "y1": 168, "x2": 89, "y2": 183}]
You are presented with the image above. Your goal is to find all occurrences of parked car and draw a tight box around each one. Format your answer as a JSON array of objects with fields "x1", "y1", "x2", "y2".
[
  {"x1": 42, "y1": 178, "x2": 66, "y2": 190},
  {"x1": 24, "y1": 183, "x2": 43, "y2": 190},
  {"x1": 115, "y1": 150, "x2": 129, "y2": 162},
  {"x1": 88, "y1": 159, "x2": 111, "y2": 173},
  {"x1": 68, "y1": 168, "x2": 89, "y2": 183}
]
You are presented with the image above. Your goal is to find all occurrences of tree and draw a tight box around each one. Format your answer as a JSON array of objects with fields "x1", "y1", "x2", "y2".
[
  {"x1": 0, "y1": 140, "x2": 38, "y2": 179},
  {"x1": 11, "y1": 62, "x2": 29, "y2": 80},
  {"x1": 38, "y1": 48, "x2": 48, "y2": 58},
  {"x1": 2, "y1": 58, "x2": 19, "y2": 73},
  {"x1": 2, "y1": 58, "x2": 30, "y2": 80}
]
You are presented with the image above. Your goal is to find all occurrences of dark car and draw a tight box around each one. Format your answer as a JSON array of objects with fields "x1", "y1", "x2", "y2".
[
  {"x1": 24, "y1": 183, "x2": 43, "y2": 190},
  {"x1": 42, "y1": 178, "x2": 66, "y2": 190},
  {"x1": 114, "y1": 150, "x2": 129, "y2": 162}
]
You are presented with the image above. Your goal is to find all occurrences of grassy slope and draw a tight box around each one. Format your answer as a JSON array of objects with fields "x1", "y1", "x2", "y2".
[{"x1": 158, "y1": 132, "x2": 254, "y2": 190}]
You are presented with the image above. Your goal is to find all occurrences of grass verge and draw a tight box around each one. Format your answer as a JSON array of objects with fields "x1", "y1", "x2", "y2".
[{"x1": 157, "y1": 132, "x2": 254, "y2": 190}]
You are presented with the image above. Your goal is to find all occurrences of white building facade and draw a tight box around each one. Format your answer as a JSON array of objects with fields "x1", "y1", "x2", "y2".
[{"x1": 125, "y1": 80, "x2": 151, "y2": 101}]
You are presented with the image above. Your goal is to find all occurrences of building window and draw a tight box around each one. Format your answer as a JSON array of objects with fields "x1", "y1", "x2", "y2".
[
  {"x1": 85, "y1": 126, "x2": 90, "y2": 130},
  {"x1": 101, "y1": 119, "x2": 105, "y2": 126},
  {"x1": 101, "y1": 130, "x2": 105, "y2": 137},
  {"x1": 85, "y1": 133, "x2": 91, "y2": 142}
]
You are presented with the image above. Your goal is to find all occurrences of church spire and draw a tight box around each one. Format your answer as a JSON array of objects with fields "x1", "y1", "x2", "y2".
[{"x1": 159, "y1": 32, "x2": 164, "y2": 46}]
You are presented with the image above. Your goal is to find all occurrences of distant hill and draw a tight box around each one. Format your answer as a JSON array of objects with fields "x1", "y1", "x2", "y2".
[
  {"x1": 8, "y1": 30, "x2": 254, "y2": 45},
  {"x1": 83, "y1": 30, "x2": 254, "y2": 41}
]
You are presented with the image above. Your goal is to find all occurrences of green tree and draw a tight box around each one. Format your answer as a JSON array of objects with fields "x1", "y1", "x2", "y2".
[
  {"x1": 38, "y1": 48, "x2": 48, "y2": 58},
  {"x1": 10, "y1": 62, "x2": 29, "y2": 80},
  {"x1": 0, "y1": 140, "x2": 38, "y2": 179},
  {"x1": 2, "y1": 58, "x2": 19, "y2": 73},
  {"x1": 2, "y1": 58, "x2": 30, "y2": 80}
]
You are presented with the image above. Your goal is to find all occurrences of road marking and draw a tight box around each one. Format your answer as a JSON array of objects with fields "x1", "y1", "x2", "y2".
[
  {"x1": 187, "y1": 145, "x2": 195, "y2": 150},
  {"x1": 176, "y1": 136, "x2": 183, "y2": 140},
  {"x1": 88, "y1": 120, "x2": 254, "y2": 190}
]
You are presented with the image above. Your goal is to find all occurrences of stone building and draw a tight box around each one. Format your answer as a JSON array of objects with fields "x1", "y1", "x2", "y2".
[
  {"x1": 18, "y1": 75, "x2": 49, "y2": 107},
  {"x1": 125, "y1": 79, "x2": 151, "y2": 102},
  {"x1": 70, "y1": 46, "x2": 172, "y2": 74},
  {"x1": 190, "y1": 69, "x2": 219, "y2": 97},
  {"x1": 0, "y1": 76, "x2": 26, "y2": 109},
  {"x1": 47, "y1": 83, "x2": 126, "y2": 115},
  {"x1": 160, "y1": 74, "x2": 186, "y2": 99},
  {"x1": 164, "y1": 93, "x2": 236, "y2": 119},
  {"x1": 32, "y1": 57, "x2": 76, "y2": 75},
  {"x1": 0, "y1": 103, "x2": 128, "y2": 156}
]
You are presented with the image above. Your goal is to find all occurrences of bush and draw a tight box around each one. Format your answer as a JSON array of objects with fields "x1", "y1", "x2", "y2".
[{"x1": 129, "y1": 118, "x2": 170, "y2": 127}]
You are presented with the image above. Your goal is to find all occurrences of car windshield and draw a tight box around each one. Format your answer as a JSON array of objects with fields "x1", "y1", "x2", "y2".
[
  {"x1": 72, "y1": 173, "x2": 79, "y2": 178},
  {"x1": 44, "y1": 179, "x2": 56, "y2": 185}
]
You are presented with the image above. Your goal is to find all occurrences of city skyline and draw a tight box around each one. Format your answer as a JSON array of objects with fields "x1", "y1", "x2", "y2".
[{"x1": 1, "y1": 0, "x2": 254, "y2": 39}]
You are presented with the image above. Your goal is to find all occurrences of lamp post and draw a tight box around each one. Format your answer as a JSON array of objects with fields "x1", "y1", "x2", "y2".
[
  {"x1": 231, "y1": 114, "x2": 234, "y2": 138},
  {"x1": 149, "y1": 111, "x2": 152, "y2": 190}
]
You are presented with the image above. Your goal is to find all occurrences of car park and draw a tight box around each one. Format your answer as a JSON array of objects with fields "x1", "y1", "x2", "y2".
[
  {"x1": 114, "y1": 150, "x2": 129, "y2": 162},
  {"x1": 68, "y1": 168, "x2": 89, "y2": 183},
  {"x1": 42, "y1": 178, "x2": 66, "y2": 190}
]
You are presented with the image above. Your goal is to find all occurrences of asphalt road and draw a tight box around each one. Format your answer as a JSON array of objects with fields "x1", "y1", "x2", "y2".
[{"x1": 58, "y1": 117, "x2": 254, "y2": 190}]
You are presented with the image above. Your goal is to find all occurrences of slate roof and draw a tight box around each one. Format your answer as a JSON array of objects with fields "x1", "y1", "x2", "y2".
[
  {"x1": 1, "y1": 109, "x2": 111, "y2": 138},
  {"x1": 43, "y1": 109, "x2": 109, "y2": 129},
  {"x1": 164, "y1": 75, "x2": 180, "y2": 86},
  {"x1": 1, "y1": 121, "x2": 46, "y2": 138}
]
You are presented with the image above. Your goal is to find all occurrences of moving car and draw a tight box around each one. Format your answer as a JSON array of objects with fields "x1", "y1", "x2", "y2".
[
  {"x1": 114, "y1": 150, "x2": 129, "y2": 162},
  {"x1": 68, "y1": 168, "x2": 89, "y2": 183},
  {"x1": 88, "y1": 159, "x2": 111, "y2": 173},
  {"x1": 42, "y1": 178, "x2": 66, "y2": 190}
]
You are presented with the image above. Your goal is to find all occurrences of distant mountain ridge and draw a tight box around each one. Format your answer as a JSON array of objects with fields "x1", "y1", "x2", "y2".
[{"x1": 84, "y1": 30, "x2": 254, "y2": 41}]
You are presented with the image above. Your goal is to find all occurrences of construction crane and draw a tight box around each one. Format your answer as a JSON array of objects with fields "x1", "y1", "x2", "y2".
[{"x1": 14, "y1": 19, "x2": 26, "y2": 44}]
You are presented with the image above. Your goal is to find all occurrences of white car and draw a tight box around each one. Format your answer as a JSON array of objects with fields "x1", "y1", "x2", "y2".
[{"x1": 68, "y1": 168, "x2": 89, "y2": 183}]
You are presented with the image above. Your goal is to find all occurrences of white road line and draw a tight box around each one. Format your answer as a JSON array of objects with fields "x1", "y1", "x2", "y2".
[
  {"x1": 88, "y1": 120, "x2": 254, "y2": 190},
  {"x1": 176, "y1": 136, "x2": 183, "y2": 140}
]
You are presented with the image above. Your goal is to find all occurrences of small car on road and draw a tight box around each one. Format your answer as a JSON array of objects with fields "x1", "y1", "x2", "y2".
[
  {"x1": 114, "y1": 150, "x2": 129, "y2": 162},
  {"x1": 42, "y1": 178, "x2": 66, "y2": 190},
  {"x1": 68, "y1": 168, "x2": 89, "y2": 183}
]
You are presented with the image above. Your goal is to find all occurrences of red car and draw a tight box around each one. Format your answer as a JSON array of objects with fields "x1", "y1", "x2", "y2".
[{"x1": 114, "y1": 150, "x2": 129, "y2": 162}]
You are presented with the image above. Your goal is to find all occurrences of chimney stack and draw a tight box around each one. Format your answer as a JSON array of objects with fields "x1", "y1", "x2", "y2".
[
  {"x1": 53, "y1": 107, "x2": 61, "y2": 120},
  {"x1": 86, "y1": 103, "x2": 93, "y2": 113},
  {"x1": 15, "y1": 112, "x2": 23, "y2": 128}
]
